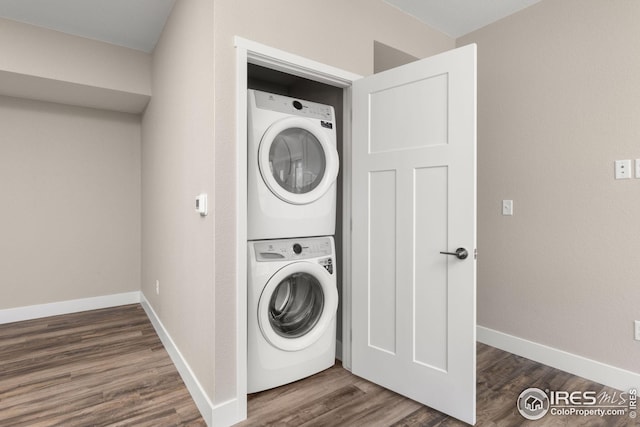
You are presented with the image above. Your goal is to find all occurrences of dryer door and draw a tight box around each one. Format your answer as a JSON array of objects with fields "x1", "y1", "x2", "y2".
[
  {"x1": 258, "y1": 117, "x2": 339, "y2": 205},
  {"x1": 258, "y1": 261, "x2": 338, "y2": 351}
]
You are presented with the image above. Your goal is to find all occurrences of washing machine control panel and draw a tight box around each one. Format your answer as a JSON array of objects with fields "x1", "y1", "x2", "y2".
[
  {"x1": 254, "y1": 237, "x2": 333, "y2": 265},
  {"x1": 253, "y1": 90, "x2": 334, "y2": 122}
]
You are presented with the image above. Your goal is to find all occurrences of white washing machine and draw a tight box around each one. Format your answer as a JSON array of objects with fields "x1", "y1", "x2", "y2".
[
  {"x1": 248, "y1": 89, "x2": 339, "y2": 240},
  {"x1": 248, "y1": 236, "x2": 338, "y2": 393}
]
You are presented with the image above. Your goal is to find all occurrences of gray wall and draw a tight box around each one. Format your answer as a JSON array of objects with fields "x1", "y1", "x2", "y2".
[
  {"x1": 458, "y1": 0, "x2": 640, "y2": 373},
  {"x1": 0, "y1": 96, "x2": 141, "y2": 309},
  {"x1": 0, "y1": 18, "x2": 147, "y2": 311},
  {"x1": 141, "y1": 0, "x2": 216, "y2": 399},
  {"x1": 374, "y1": 41, "x2": 419, "y2": 73}
]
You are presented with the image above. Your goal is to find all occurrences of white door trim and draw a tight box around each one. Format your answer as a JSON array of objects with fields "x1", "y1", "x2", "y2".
[{"x1": 234, "y1": 36, "x2": 361, "y2": 425}]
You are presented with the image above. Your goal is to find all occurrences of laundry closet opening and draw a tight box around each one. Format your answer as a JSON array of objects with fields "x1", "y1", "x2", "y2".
[
  {"x1": 236, "y1": 38, "x2": 478, "y2": 425},
  {"x1": 247, "y1": 63, "x2": 346, "y2": 361}
]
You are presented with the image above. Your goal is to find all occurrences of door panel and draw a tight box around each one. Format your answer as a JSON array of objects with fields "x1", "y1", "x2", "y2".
[
  {"x1": 368, "y1": 170, "x2": 397, "y2": 354},
  {"x1": 370, "y1": 73, "x2": 449, "y2": 152},
  {"x1": 351, "y1": 44, "x2": 476, "y2": 425},
  {"x1": 414, "y1": 166, "x2": 449, "y2": 371}
]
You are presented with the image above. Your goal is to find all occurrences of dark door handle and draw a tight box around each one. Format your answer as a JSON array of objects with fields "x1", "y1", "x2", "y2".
[{"x1": 440, "y1": 248, "x2": 468, "y2": 260}]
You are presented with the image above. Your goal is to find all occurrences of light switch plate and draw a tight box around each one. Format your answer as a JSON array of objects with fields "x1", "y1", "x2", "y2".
[
  {"x1": 635, "y1": 159, "x2": 640, "y2": 178},
  {"x1": 195, "y1": 193, "x2": 208, "y2": 216},
  {"x1": 502, "y1": 200, "x2": 513, "y2": 216},
  {"x1": 615, "y1": 160, "x2": 631, "y2": 179}
]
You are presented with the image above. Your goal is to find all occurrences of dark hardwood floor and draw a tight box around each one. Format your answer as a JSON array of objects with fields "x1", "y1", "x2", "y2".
[
  {"x1": 1, "y1": 305, "x2": 634, "y2": 426},
  {"x1": 0, "y1": 304, "x2": 205, "y2": 427}
]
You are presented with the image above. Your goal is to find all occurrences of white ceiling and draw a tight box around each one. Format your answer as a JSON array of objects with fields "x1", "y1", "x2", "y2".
[
  {"x1": 385, "y1": 0, "x2": 542, "y2": 38},
  {"x1": 0, "y1": 0, "x2": 540, "y2": 54},
  {"x1": 0, "y1": 0, "x2": 175, "y2": 53}
]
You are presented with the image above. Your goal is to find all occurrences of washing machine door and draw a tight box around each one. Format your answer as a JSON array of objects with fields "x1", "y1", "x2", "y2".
[
  {"x1": 258, "y1": 261, "x2": 338, "y2": 351},
  {"x1": 258, "y1": 117, "x2": 339, "y2": 205}
]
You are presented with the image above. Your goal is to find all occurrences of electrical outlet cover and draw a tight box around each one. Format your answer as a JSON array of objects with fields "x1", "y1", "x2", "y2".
[{"x1": 615, "y1": 160, "x2": 631, "y2": 179}]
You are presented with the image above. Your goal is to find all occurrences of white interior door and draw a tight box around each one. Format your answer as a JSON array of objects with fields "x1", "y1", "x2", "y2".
[{"x1": 351, "y1": 44, "x2": 477, "y2": 425}]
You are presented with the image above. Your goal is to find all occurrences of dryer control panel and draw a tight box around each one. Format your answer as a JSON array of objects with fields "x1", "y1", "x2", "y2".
[
  {"x1": 253, "y1": 90, "x2": 334, "y2": 122},
  {"x1": 253, "y1": 236, "x2": 333, "y2": 262},
  {"x1": 318, "y1": 257, "x2": 333, "y2": 275}
]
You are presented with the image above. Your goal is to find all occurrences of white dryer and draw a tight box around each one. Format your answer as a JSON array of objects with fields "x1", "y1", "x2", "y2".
[
  {"x1": 248, "y1": 236, "x2": 338, "y2": 393},
  {"x1": 248, "y1": 90, "x2": 339, "y2": 240}
]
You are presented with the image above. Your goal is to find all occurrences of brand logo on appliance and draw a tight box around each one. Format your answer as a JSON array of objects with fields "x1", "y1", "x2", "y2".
[
  {"x1": 321, "y1": 121, "x2": 333, "y2": 129},
  {"x1": 319, "y1": 257, "x2": 333, "y2": 274}
]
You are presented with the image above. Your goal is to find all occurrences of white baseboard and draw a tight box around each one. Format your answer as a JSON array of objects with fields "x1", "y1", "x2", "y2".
[
  {"x1": 211, "y1": 398, "x2": 244, "y2": 427},
  {"x1": 477, "y1": 326, "x2": 640, "y2": 392},
  {"x1": 0, "y1": 291, "x2": 141, "y2": 325},
  {"x1": 140, "y1": 294, "x2": 215, "y2": 425},
  {"x1": 140, "y1": 293, "x2": 244, "y2": 427}
]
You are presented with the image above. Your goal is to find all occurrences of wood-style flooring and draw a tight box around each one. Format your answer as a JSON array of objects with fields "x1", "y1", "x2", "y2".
[
  {"x1": 239, "y1": 344, "x2": 635, "y2": 427},
  {"x1": 0, "y1": 304, "x2": 205, "y2": 427},
  {"x1": 1, "y1": 305, "x2": 634, "y2": 426}
]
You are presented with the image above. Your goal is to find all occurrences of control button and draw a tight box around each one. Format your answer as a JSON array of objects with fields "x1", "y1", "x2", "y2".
[
  {"x1": 292, "y1": 243, "x2": 302, "y2": 254},
  {"x1": 292, "y1": 100, "x2": 303, "y2": 110}
]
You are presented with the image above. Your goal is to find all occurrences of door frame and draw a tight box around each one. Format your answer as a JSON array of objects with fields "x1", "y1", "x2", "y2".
[{"x1": 234, "y1": 36, "x2": 361, "y2": 421}]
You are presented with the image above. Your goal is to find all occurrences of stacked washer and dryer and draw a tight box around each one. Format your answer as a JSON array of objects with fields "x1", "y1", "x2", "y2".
[{"x1": 247, "y1": 90, "x2": 340, "y2": 393}]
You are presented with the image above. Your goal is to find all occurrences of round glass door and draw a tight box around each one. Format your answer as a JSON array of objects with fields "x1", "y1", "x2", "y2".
[
  {"x1": 269, "y1": 272, "x2": 324, "y2": 338},
  {"x1": 269, "y1": 128, "x2": 326, "y2": 195},
  {"x1": 258, "y1": 262, "x2": 338, "y2": 351},
  {"x1": 259, "y1": 117, "x2": 339, "y2": 205}
]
